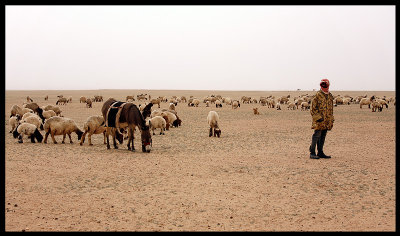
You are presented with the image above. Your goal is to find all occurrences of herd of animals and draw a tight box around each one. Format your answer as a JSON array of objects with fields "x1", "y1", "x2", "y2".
[{"x1": 8, "y1": 93, "x2": 395, "y2": 153}]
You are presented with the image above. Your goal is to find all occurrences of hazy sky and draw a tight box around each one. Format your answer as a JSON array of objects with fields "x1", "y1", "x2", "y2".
[{"x1": 6, "y1": 5, "x2": 395, "y2": 91}]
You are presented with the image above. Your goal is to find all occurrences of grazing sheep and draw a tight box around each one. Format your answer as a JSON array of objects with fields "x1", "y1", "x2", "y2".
[
  {"x1": 371, "y1": 101, "x2": 383, "y2": 112},
  {"x1": 301, "y1": 101, "x2": 310, "y2": 111},
  {"x1": 9, "y1": 105, "x2": 24, "y2": 117},
  {"x1": 191, "y1": 99, "x2": 200, "y2": 107},
  {"x1": 162, "y1": 115, "x2": 170, "y2": 131},
  {"x1": 12, "y1": 123, "x2": 43, "y2": 143},
  {"x1": 42, "y1": 110, "x2": 57, "y2": 120},
  {"x1": 207, "y1": 111, "x2": 221, "y2": 138},
  {"x1": 23, "y1": 102, "x2": 45, "y2": 121},
  {"x1": 86, "y1": 98, "x2": 93, "y2": 108},
  {"x1": 80, "y1": 115, "x2": 107, "y2": 146},
  {"x1": 150, "y1": 98, "x2": 161, "y2": 108},
  {"x1": 360, "y1": 96, "x2": 375, "y2": 109},
  {"x1": 43, "y1": 116, "x2": 83, "y2": 144},
  {"x1": 80, "y1": 96, "x2": 86, "y2": 103},
  {"x1": 44, "y1": 95, "x2": 48, "y2": 101},
  {"x1": 377, "y1": 99, "x2": 389, "y2": 109},
  {"x1": 20, "y1": 115, "x2": 43, "y2": 130},
  {"x1": 287, "y1": 102, "x2": 296, "y2": 110},
  {"x1": 126, "y1": 95, "x2": 135, "y2": 102},
  {"x1": 43, "y1": 105, "x2": 62, "y2": 116},
  {"x1": 215, "y1": 100, "x2": 222, "y2": 108},
  {"x1": 148, "y1": 116, "x2": 167, "y2": 135},
  {"x1": 169, "y1": 102, "x2": 176, "y2": 111},
  {"x1": 205, "y1": 101, "x2": 210, "y2": 107},
  {"x1": 26, "y1": 96, "x2": 33, "y2": 102},
  {"x1": 253, "y1": 108, "x2": 260, "y2": 115},
  {"x1": 172, "y1": 114, "x2": 182, "y2": 127},
  {"x1": 232, "y1": 100, "x2": 240, "y2": 109},
  {"x1": 162, "y1": 110, "x2": 177, "y2": 127},
  {"x1": 276, "y1": 103, "x2": 281, "y2": 110},
  {"x1": 68, "y1": 96, "x2": 72, "y2": 103},
  {"x1": 8, "y1": 114, "x2": 21, "y2": 133},
  {"x1": 56, "y1": 97, "x2": 68, "y2": 105},
  {"x1": 21, "y1": 112, "x2": 41, "y2": 121},
  {"x1": 180, "y1": 96, "x2": 187, "y2": 103}
]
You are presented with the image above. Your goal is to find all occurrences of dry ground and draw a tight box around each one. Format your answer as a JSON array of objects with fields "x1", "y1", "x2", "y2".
[{"x1": 5, "y1": 90, "x2": 396, "y2": 231}]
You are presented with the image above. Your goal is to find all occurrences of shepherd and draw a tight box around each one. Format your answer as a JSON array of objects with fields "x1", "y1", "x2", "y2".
[{"x1": 101, "y1": 98, "x2": 152, "y2": 153}]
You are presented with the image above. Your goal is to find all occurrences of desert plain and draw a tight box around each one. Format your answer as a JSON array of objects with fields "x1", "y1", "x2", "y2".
[{"x1": 4, "y1": 89, "x2": 396, "y2": 231}]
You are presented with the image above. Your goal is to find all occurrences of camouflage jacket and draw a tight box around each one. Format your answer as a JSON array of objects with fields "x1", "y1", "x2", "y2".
[{"x1": 310, "y1": 90, "x2": 335, "y2": 130}]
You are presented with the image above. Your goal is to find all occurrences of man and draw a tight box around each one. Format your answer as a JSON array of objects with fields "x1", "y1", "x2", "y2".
[{"x1": 309, "y1": 78, "x2": 335, "y2": 159}]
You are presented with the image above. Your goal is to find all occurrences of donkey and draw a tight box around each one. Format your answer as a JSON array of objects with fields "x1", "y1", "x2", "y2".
[{"x1": 101, "y1": 98, "x2": 152, "y2": 152}]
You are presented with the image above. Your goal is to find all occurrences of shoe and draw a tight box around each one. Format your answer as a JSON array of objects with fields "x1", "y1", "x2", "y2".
[
  {"x1": 317, "y1": 152, "x2": 331, "y2": 159},
  {"x1": 310, "y1": 153, "x2": 319, "y2": 159}
]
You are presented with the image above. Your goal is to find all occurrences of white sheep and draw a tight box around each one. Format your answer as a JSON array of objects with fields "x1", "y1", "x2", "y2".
[
  {"x1": 20, "y1": 115, "x2": 43, "y2": 130},
  {"x1": 287, "y1": 102, "x2": 296, "y2": 110},
  {"x1": 80, "y1": 96, "x2": 86, "y2": 103},
  {"x1": 10, "y1": 104, "x2": 23, "y2": 117},
  {"x1": 191, "y1": 99, "x2": 200, "y2": 107},
  {"x1": 43, "y1": 116, "x2": 83, "y2": 144},
  {"x1": 207, "y1": 111, "x2": 221, "y2": 138},
  {"x1": 43, "y1": 105, "x2": 62, "y2": 116},
  {"x1": 42, "y1": 110, "x2": 57, "y2": 120},
  {"x1": 232, "y1": 100, "x2": 240, "y2": 109},
  {"x1": 79, "y1": 115, "x2": 107, "y2": 146},
  {"x1": 169, "y1": 102, "x2": 176, "y2": 111},
  {"x1": 215, "y1": 100, "x2": 222, "y2": 108},
  {"x1": 148, "y1": 116, "x2": 167, "y2": 135},
  {"x1": 12, "y1": 122, "x2": 43, "y2": 143},
  {"x1": 300, "y1": 101, "x2": 310, "y2": 111},
  {"x1": 8, "y1": 114, "x2": 21, "y2": 133}
]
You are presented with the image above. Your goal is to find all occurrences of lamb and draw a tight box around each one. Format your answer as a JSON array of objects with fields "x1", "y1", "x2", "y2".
[
  {"x1": 207, "y1": 111, "x2": 221, "y2": 138},
  {"x1": 253, "y1": 108, "x2": 260, "y2": 115},
  {"x1": 12, "y1": 123, "x2": 43, "y2": 143},
  {"x1": 8, "y1": 114, "x2": 21, "y2": 133},
  {"x1": 80, "y1": 115, "x2": 107, "y2": 146},
  {"x1": 148, "y1": 116, "x2": 167, "y2": 135},
  {"x1": 43, "y1": 116, "x2": 83, "y2": 144}
]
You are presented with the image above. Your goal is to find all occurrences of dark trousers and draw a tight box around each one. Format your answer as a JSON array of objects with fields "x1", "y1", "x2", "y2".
[{"x1": 310, "y1": 129, "x2": 328, "y2": 154}]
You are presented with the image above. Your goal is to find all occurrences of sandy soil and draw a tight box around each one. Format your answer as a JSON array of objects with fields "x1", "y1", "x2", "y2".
[{"x1": 5, "y1": 89, "x2": 396, "y2": 231}]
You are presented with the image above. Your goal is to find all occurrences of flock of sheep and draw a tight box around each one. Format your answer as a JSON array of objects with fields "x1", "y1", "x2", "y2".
[{"x1": 8, "y1": 92, "x2": 395, "y2": 146}]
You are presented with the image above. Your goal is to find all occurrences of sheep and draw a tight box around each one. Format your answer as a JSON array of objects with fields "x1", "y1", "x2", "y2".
[
  {"x1": 215, "y1": 100, "x2": 222, "y2": 108},
  {"x1": 180, "y1": 96, "x2": 187, "y2": 103},
  {"x1": 287, "y1": 102, "x2": 296, "y2": 110},
  {"x1": 43, "y1": 105, "x2": 62, "y2": 116},
  {"x1": 22, "y1": 102, "x2": 45, "y2": 122},
  {"x1": 191, "y1": 99, "x2": 200, "y2": 107},
  {"x1": 42, "y1": 109, "x2": 57, "y2": 120},
  {"x1": 20, "y1": 115, "x2": 43, "y2": 130},
  {"x1": 276, "y1": 103, "x2": 281, "y2": 110},
  {"x1": 300, "y1": 101, "x2": 310, "y2": 111},
  {"x1": 80, "y1": 96, "x2": 86, "y2": 103},
  {"x1": 207, "y1": 111, "x2": 221, "y2": 138},
  {"x1": 12, "y1": 123, "x2": 43, "y2": 143},
  {"x1": 206, "y1": 101, "x2": 210, "y2": 107},
  {"x1": 377, "y1": 99, "x2": 389, "y2": 109},
  {"x1": 10, "y1": 104, "x2": 24, "y2": 117},
  {"x1": 44, "y1": 95, "x2": 49, "y2": 101},
  {"x1": 169, "y1": 102, "x2": 176, "y2": 111},
  {"x1": 8, "y1": 114, "x2": 21, "y2": 133},
  {"x1": 232, "y1": 100, "x2": 240, "y2": 109},
  {"x1": 148, "y1": 116, "x2": 167, "y2": 135},
  {"x1": 126, "y1": 95, "x2": 135, "y2": 102},
  {"x1": 68, "y1": 96, "x2": 72, "y2": 103},
  {"x1": 43, "y1": 116, "x2": 83, "y2": 144},
  {"x1": 360, "y1": 96, "x2": 375, "y2": 109},
  {"x1": 22, "y1": 112, "x2": 41, "y2": 121},
  {"x1": 371, "y1": 101, "x2": 383, "y2": 112},
  {"x1": 56, "y1": 97, "x2": 68, "y2": 105},
  {"x1": 161, "y1": 110, "x2": 178, "y2": 127},
  {"x1": 86, "y1": 98, "x2": 93, "y2": 108},
  {"x1": 80, "y1": 115, "x2": 107, "y2": 146},
  {"x1": 253, "y1": 108, "x2": 260, "y2": 115},
  {"x1": 26, "y1": 96, "x2": 33, "y2": 102},
  {"x1": 150, "y1": 98, "x2": 161, "y2": 108}
]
